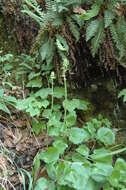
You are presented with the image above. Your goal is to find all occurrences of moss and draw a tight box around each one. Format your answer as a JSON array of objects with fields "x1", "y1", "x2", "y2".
[{"x1": 0, "y1": 17, "x2": 19, "y2": 54}]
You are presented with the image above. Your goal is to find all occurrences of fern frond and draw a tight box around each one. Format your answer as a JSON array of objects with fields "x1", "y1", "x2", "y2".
[
  {"x1": 104, "y1": 10, "x2": 115, "y2": 28},
  {"x1": 86, "y1": 19, "x2": 100, "y2": 41},
  {"x1": 91, "y1": 19, "x2": 105, "y2": 57},
  {"x1": 110, "y1": 24, "x2": 125, "y2": 59},
  {"x1": 66, "y1": 16, "x2": 80, "y2": 42}
]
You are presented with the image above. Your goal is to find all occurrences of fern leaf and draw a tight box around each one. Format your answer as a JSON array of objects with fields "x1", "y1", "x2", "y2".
[
  {"x1": 104, "y1": 10, "x2": 115, "y2": 28},
  {"x1": 91, "y1": 19, "x2": 105, "y2": 57},
  {"x1": 66, "y1": 16, "x2": 80, "y2": 42},
  {"x1": 86, "y1": 19, "x2": 100, "y2": 41},
  {"x1": 110, "y1": 24, "x2": 125, "y2": 59}
]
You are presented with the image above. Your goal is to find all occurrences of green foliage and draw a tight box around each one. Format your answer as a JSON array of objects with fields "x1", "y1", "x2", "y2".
[
  {"x1": 118, "y1": 89, "x2": 126, "y2": 102},
  {"x1": 80, "y1": 0, "x2": 126, "y2": 59},
  {"x1": 17, "y1": 60, "x2": 125, "y2": 190},
  {"x1": 0, "y1": 88, "x2": 16, "y2": 115}
]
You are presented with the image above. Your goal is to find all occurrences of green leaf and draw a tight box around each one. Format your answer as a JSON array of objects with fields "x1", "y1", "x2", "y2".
[
  {"x1": 43, "y1": 109, "x2": 52, "y2": 119},
  {"x1": 41, "y1": 100, "x2": 49, "y2": 108},
  {"x1": 35, "y1": 88, "x2": 52, "y2": 99},
  {"x1": 80, "y1": 3, "x2": 100, "y2": 20},
  {"x1": 46, "y1": 164, "x2": 57, "y2": 180},
  {"x1": 32, "y1": 119, "x2": 46, "y2": 135},
  {"x1": 66, "y1": 111, "x2": 77, "y2": 127},
  {"x1": 57, "y1": 185, "x2": 74, "y2": 190},
  {"x1": 86, "y1": 20, "x2": 100, "y2": 41},
  {"x1": 57, "y1": 162, "x2": 90, "y2": 189},
  {"x1": 0, "y1": 89, "x2": 4, "y2": 97},
  {"x1": 53, "y1": 87, "x2": 65, "y2": 98},
  {"x1": 97, "y1": 127, "x2": 115, "y2": 145},
  {"x1": 91, "y1": 148, "x2": 112, "y2": 164},
  {"x1": 40, "y1": 147, "x2": 60, "y2": 164},
  {"x1": 32, "y1": 153, "x2": 41, "y2": 177},
  {"x1": 26, "y1": 78, "x2": 42, "y2": 88},
  {"x1": 63, "y1": 99, "x2": 88, "y2": 113},
  {"x1": 76, "y1": 145, "x2": 89, "y2": 158},
  {"x1": 91, "y1": 19, "x2": 105, "y2": 56},
  {"x1": 4, "y1": 96, "x2": 17, "y2": 104},
  {"x1": 118, "y1": 89, "x2": 126, "y2": 102},
  {"x1": 109, "y1": 169, "x2": 120, "y2": 187},
  {"x1": 28, "y1": 71, "x2": 41, "y2": 80},
  {"x1": 85, "y1": 178, "x2": 99, "y2": 190},
  {"x1": 114, "y1": 158, "x2": 126, "y2": 183},
  {"x1": 104, "y1": 10, "x2": 115, "y2": 28},
  {"x1": 40, "y1": 41, "x2": 51, "y2": 61},
  {"x1": 0, "y1": 102, "x2": 10, "y2": 114},
  {"x1": 35, "y1": 178, "x2": 55, "y2": 190},
  {"x1": 53, "y1": 139, "x2": 68, "y2": 155},
  {"x1": 56, "y1": 35, "x2": 69, "y2": 52},
  {"x1": 69, "y1": 127, "x2": 90, "y2": 144},
  {"x1": 91, "y1": 163, "x2": 113, "y2": 183}
]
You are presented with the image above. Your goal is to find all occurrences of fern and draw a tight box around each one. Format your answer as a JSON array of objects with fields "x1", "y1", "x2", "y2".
[
  {"x1": 66, "y1": 16, "x2": 80, "y2": 42},
  {"x1": 104, "y1": 10, "x2": 115, "y2": 28},
  {"x1": 110, "y1": 24, "x2": 125, "y2": 60},
  {"x1": 91, "y1": 19, "x2": 105, "y2": 57},
  {"x1": 86, "y1": 19, "x2": 100, "y2": 41}
]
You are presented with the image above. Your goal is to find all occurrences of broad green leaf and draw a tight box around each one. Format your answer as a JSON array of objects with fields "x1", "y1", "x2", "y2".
[
  {"x1": 69, "y1": 127, "x2": 90, "y2": 144},
  {"x1": 26, "y1": 78, "x2": 42, "y2": 88},
  {"x1": 91, "y1": 163, "x2": 113, "y2": 183},
  {"x1": 66, "y1": 111, "x2": 77, "y2": 127},
  {"x1": 53, "y1": 87, "x2": 65, "y2": 98},
  {"x1": 91, "y1": 148, "x2": 112, "y2": 164},
  {"x1": 40, "y1": 147, "x2": 60, "y2": 164},
  {"x1": 72, "y1": 152, "x2": 90, "y2": 163},
  {"x1": 109, "y1": 169, "x2": 120, "y2": 187},
  {"x1": 114, "y1": 158, "x2": 126, "y2": 183},
  {"x1": 84, "y1": 122, "x2": 96, "y2": 138},
  {"x1": 97, "y1": 127, "x2": 115, "y2": 145},
  {"x1": 35, "y1": 88, "x2": 52, "y2": 99},
  {"x1": 80, "y1": 3, "x2": 100, "y2": 20},
  {"x1": 43, "y1": 109, "x2": 52, "y2": 119},
  {"x1": 63, "y1": 99, "x2": 88, "y2": 113},
  {"x1": 53, "y1": 139, "x2": 68, "y2": 155},
  {"x1": 76, "y1": 145, "x2": 89, "y2": 158},
  {"x1": 48, "y1": 126, "x2": 60, "y2": 137},
  {"x1": 35, "y1": 178, "x2": 55, "y2": 190},
  {"x1": 56, "y1": 35, "x2": 69, "y2": 52},
  {"x1": 46, "y1": 163, "x2": 57, "y2": 181},
  {"x1": 41, "y1": 100, "x2": 49, "y2": 108},
  {"x1": 4, "y1": 95, "x2": 17, "y2": 104},
  {"x1": 0, "y1": 102, "x2": 10, "y2": 114},
  {"x1": 65, "y1": 163, "x2": 89, "y2": 189},
  {"x1": 27, "y1": 106, "x2": 40, "y2": 117},
  {"x1": 85, "y1": 178, "x2": 99, "y2": 190}
]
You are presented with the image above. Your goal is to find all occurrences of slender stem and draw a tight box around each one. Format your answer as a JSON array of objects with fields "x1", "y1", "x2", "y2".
[
  {"x1": 64, "y1": 74, "x2": 67, "y2": 123},
  {"x1": 51, "y1": 79, "x2": 54, "y2": 112}
]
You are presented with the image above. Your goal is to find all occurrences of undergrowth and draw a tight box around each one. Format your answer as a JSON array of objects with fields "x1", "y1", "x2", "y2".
[
  {"x1": 0, "y1": 51, "x2": 126, "y2": 189},
  {"x1": 1, "y1": 0, "x2": 126, "y2": 189}
]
